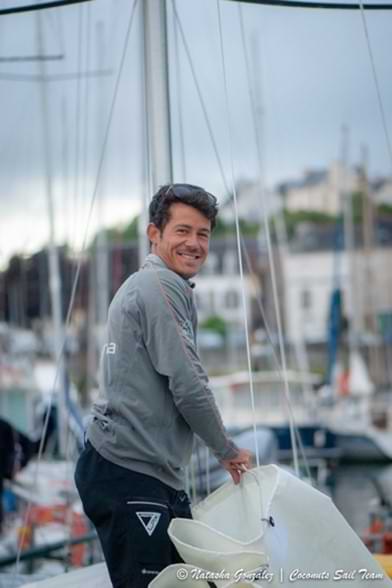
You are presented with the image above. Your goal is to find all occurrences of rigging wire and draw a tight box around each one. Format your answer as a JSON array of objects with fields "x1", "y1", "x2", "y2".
[
  {"x1": 171, "y1": 0, "x2": 230, "y2": 196},
  {"x1": 0, "y1": 0, "x2": 92, "y2": 16},
  {"x1": 0, "y1": 54, "x2": 63, "y2": 62},
  {"x1": 238, "y1": 4, "x2": 300, "y2": 475},
  {"x1": 63, "y1": 3, "x2": 93, "y2": 565},
  {"x1": 216, "y1": 0, "x2": 260, "y2": 469},
  {"x1": 81, "y1": 1, "x2": 92, "y2": 228},
  {"x1": 17, "y1": 12, "x2": 63, "y2": 571},
  {"x1": 240, "y1": 237, "x2": 313, "y2": 480},
  {"x1": 71, "y1": 3, "x2": 85, "y2": 253},
  {"x1": 14, "y1": 0, "x2": 140, "y2": 571},
  {"x1": 357, "y1": 0, "x2": 392, "y2": 175},
  {"x1": 225, "y1": 0, "x2": 392, "y2": 10},
  {"x1": 2, "y1": 0, "x2": 392, "y2": 15},
  {"x1": 172, "y1": 1, "x2": 312, "y2": 475},
  {"x1": 61, "y1": 95, "x2": 72, "y2": 358},
  {"x1": 171, "y1": 1, "x2": 196, "y2": 498},
  {"x1": 0, "y1": 70, "x2": 112, "y2": 82},
  {"x1": 140, "y1": 5, "x2": 153, "y2": 258}
]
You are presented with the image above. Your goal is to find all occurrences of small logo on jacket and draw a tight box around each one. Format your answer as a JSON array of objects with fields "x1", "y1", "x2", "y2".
[
  {"x1": 103, "y1": 342, "x2": 116, "y2": 355},
  {"x1": 136, "y1": 512, "x2": 161, "y2": 536}
]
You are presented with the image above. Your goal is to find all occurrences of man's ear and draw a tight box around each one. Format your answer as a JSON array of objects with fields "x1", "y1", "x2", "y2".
[{"x1": 147, "y1": 223, "x2": 159, "y2": 247}]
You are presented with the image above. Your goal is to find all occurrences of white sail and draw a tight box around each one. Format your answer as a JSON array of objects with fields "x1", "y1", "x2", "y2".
[
  {"x1": 349, "y1": 350, "x2": 375, "y2": 396},
  {"x1": 151, "y1": 465, "x2": 391, "y2": 587}
]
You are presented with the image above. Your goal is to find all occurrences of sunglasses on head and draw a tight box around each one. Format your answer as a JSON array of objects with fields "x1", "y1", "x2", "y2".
[{"x1": 164, "y1": 184, "x2": 217, "y2": 205}]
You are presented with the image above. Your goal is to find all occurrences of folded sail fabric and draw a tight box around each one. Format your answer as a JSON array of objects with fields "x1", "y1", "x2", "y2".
[{"x1": 152, "y1": 465, "x2": 391, "y2": 587}]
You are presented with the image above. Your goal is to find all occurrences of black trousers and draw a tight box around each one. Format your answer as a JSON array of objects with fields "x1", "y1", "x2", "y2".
[
  {"x1": 0, "y1": 479, "x2": 4, "y2": 534},
  {"x1": 74, "y1": 441, "x2": 192, "y2": 588}
]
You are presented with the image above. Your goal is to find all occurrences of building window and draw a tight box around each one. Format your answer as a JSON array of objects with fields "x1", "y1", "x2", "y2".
[
  {"x1": 301, "y1": 289, "x2": 312, "y2": 311},
  {"x1": 225, "y1": 290, "x2": 240, "y2": 309},
  {"x1": 205, "y1": 252, "x2": 218, "y2": 274},
  {"x1": 223, "y1": 252, "x2": 237, "y2": 275}
]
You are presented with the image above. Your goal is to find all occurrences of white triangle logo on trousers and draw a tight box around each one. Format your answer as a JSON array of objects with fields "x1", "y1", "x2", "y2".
[{"x1": 136, "y1": 512, "x2": 161, "y2": 536}]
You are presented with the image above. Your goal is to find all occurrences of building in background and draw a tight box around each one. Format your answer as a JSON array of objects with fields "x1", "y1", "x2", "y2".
[
  {"x1": 283, "y1": 248, "x2": 392, "y2": 344},
  {"x1": 195, "y1": 238, "x2": 260, "y2": 327},
  {"x1": 220, "y1": 179, "x2": 280, "y2": 223},
  {"x1": 278, "y1": 162, "x2": 361, "y2": 215}
]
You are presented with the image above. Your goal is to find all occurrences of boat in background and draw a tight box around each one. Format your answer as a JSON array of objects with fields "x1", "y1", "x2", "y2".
[
  {"x1": 0, "y1": 459, "x2": 95, "y2": 581},
  {"x1": 210, "y1": 370, "x2": 340, "y2": 464},
  {"x1": 319, "y1": 351, "x2": 392, "y2": 461},
  {"x1": 0, "y1": 324, "x2": 84, "y2": 455}
]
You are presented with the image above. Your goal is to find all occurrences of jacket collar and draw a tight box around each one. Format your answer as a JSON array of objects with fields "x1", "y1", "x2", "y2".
[{"x1": 142, "y1": 254, "x2": 196, "y2": 289}]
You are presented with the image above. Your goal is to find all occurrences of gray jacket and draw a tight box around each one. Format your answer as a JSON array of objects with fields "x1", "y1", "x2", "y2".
[{"x1": 87, "y1": 254, "x2": 238, "y2": 489}]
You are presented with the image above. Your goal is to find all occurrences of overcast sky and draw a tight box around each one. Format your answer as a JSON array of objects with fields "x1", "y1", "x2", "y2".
[{"x1": 0, "y1": 0, "x2": 391, "y2": 267}]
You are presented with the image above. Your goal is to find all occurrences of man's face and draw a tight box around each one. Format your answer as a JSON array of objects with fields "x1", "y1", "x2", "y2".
[{"x1": 147, "y1": 202, "x2": 211, "y2": 279}]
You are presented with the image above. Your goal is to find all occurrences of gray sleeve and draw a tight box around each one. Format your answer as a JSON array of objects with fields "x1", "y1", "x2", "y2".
[{"x1": 137, "y1": 269, "x2": 239, "y2": 462}]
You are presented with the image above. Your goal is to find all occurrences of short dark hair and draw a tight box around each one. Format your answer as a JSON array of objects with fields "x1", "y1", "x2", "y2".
[{"x1": 149, "y1": 183, "x2": 219, "y2": 232}]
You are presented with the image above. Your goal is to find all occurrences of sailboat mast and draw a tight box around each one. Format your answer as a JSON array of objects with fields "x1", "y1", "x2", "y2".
[
  {"x1": 139, "y1": 0, "x2": 173, "y2": 265},
  {"x1": 142, "y1": 0, "x2": 173, "y2": 189},
  {"x1": 36, "y1": 13, "x2": 67, "y2": 457}
]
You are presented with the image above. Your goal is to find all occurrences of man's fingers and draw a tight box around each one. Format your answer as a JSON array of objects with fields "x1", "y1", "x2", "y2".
[
  {"x1": 227, "y1": 463, "x2": 248, "y2": 485},
  {"x1": 229, "y1": 468, "x2": 241, "y2": 485},
  {"x1": 221, "y1": 448, "x2": 254, "y2": 484}
]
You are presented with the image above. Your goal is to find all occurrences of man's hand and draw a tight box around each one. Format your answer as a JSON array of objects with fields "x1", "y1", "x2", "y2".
[{"x1": 221, "y1": 448, "x2": 253, "y2": 485}]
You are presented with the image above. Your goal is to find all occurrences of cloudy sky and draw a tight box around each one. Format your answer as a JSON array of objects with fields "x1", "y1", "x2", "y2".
[{"x1": 0, "y1": 0, "x2": 391, "y2": 267}]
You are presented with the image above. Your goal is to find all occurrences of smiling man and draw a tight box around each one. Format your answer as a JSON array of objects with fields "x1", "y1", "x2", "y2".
[{"x1": 75, "y1": 184, "x2": 251, "y2": 588}]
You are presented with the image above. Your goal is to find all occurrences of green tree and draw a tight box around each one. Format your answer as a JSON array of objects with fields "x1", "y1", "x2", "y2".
[{"x1": 200, "y1": 315, "x2": 227, "y2": 339}]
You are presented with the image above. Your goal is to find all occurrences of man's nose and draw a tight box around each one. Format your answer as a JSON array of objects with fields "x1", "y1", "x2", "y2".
[{"x1": 184, "y1": 233, "x2": 199, "y2": 249}]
